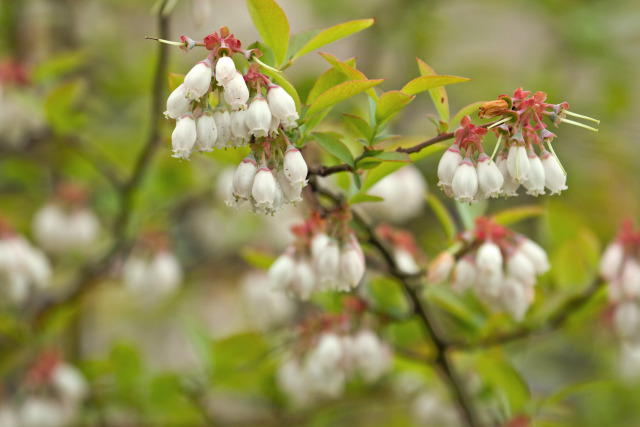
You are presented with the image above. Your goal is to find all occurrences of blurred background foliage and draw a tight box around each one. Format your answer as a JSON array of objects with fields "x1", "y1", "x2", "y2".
[{"x1": 0, "y1": 0, "x2": 639, "y2": 425}]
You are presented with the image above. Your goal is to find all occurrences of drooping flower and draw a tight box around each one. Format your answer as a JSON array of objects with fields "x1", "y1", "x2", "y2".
[{"x1": 183, "y1": 58, "x2": 212, "y2": 100}]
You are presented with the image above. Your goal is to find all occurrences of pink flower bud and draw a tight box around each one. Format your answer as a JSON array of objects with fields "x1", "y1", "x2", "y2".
[
  {"x1": 540, "y1": 149, "x2": 567, "y2": 195},
  {"x1": 267, "y1": 84, "x2": 298, "y2": 128},
  {"x1": 523, "y1": 151, "x2": 546, "y2": 196},
  {"x1": 164, "y1": 84, "x2": 191, "y2": 119},
  {"x1": 196, "y1": 111, "x2": 218, "y2": 152},
  {"x1": 215, "y1": 56, "x2": 236, "y2": 86},
  {"x1": 223, "y1": 71, "x2": 249, "y2": 110},
  {"x1": 171, "y1": 113, "x2": 197, "y2": 159},
  {"x1": 451, "y1": 158, "x2": 478, "y2": 203},
  {"x1": 246, "y1": 95, "x2": 272, "y2": 138},
  {"x1": 232, "y1": 154, "x2": 258, "y2": 199},
  {"x1": 437, "y1": 144, "x2": 462, "y2": 188},
  {"x1": 251, "y1": 165, "x2": 277, "y2": 207},
  {"x1": 283, "y1": 146, "x2": 308, "y2": 185},
  {"x1": 476, "y1": 153, "x2": 504, "y2": 198},
  {"x1": 184, "y1": 58, "x2": 212, "y2": 100}
]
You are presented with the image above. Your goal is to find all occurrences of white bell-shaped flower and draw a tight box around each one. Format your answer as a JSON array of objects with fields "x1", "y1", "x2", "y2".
[
  {"x1": 451, "y1": 158, "x2": 478, "y2": 203},
  {"x1": 183, "y1": 58, "x2": 212, "y2": 100},
  {"x1": 519, "y1": 238, "x2": 550, "y2": 275},
  {"x1": 621, "y1": 258, "x2": 640, "y2": 298},
  {"x1": 600, "y1": 241, "x2": 624, "y2": 281},
  {"x1": 523, "y1": 151, "x2": 546, "y2": 196},
  {"x1": 32, "y1": 204, "x2": 66, "y2": 252},
  {"x1": 283, "y1": 146, "x2": 308, "y2": 185},
  {"x1": 507, "y1": 144, "x2": 530, "y2": 183},
  {"x1": 476, "y1": 241, "x2": 503, "y2": 275},
  {"x1": 164, "y1": 84, "x2": 191, "y2": 119},
  {"x1": 500, "y1": 276, "x2": 530, "y2": 321},
  {"x1": 267, "y1": 84, "x2": 298, "y2": 128},
  {"x1": 291, "y1": 259, "x2": 316, "y2": 300},
  {"x1": 251, "y1": 165, "x2": 277, "y2": 207},
  {"x1": 351, "y1": 330, "x2": 391, "y2": 383},
  {"x1": 223, "y1": 71, "x2": 249, "y2": 110},
  {"x1": 316, "y1": 240, "x2": 341, "y2": 290},
  {"x1": 276, "y1": 169, "x2": 303, "y2": 203},
  {"x1": 427, "y1": 252, "x2": 454, "y2": 284},
  {"x1": 245, "y1": 95, "x2": 272, "y2": 138},
  {"x1": 232, "y1": 154, "x2": 258, "y2": 199},
  {"x1": 230, "y1": 109, "x2": 250, "y2": 146},
  {"x1": 476, "y1": 153, "x2": 504, "y2": 198},
  {"x1": 339, "y1": 241, "x2": 365, "y2": 289},
  {"x1": 497, "y1": 152, "x2": 520, "y2": 196},
  {"x1": 506, "y1": 249, "x2": 537, "y2": 287},
  {"x1": 269, "y1": 252, "x2": 295, "y2": 292},
  {"x1": 215, "y1": 56, "x2": 236, "y2": 86},
  {"x1": 171, "y1": 113, "x2": 197, "y2": 159},
  {"x1": 437, "y1": 144, "x2": 463, "y2": 188},
  {"x1": 51, "y1": 363, "x2": 88, "y2": 404},
  {"x1": 212, "y1": 110, "x2": 231, "y2": 148},
  {"x1": 195, "y1": 111, "x2": 218, "y2": 152},
  {"x1": 540, "y1": 149, "x2": 567, "y2": 194},
  {"x1": 311, "y1": 233, "x2": 330, "y2": 262},
  {"x1": 451, "y1": 256, "x2": 477, "y2": 293}
]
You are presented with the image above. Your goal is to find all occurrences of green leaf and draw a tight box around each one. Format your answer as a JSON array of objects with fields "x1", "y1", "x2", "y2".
[
  {"x1": 456, "y1": 200, "x2": 488, "y2": 230},
  {"x1": 416, "y1": 58, "x2": 450, "y2": 123},
  {"x1": 427, "y1": 193, "x2": 457, "y2": 241},
  {"x1": 259, "y1": 67, "x2": 301, "y2": 113},
  {"x1": 476, "y1": 352, "x2": 531, "y2": 415},
  {"x1": 286, "y1": 29, "x2": 321, "y2": 62},
  {"x1": 349, "y1": 193, "x2": 384, "y2": 204},
  {"x1": 450, "y1": 101, "x2": 486, "y2": 128},
  {"x1": 426, "y1": 286, "x2": 484, "y2": 332},
  {"x1": 289, "y1": 18, "x2": 375, "y2": 63},
  {"x1": 246, "y1": 0, "x2": 290, "y2": 67},
  {"x1": 32, "y1": 50, "x2": 88, "y2": 84},
  {"x1": 375, "y1": 90, "x2": 415, "y2": 124},
  {"x1": 306, "y1": 60, "x2": 355, "y2": 105},
  {"x1": 343, "y1": 113, "x2": 372, "y2": 141},
  {"x1": 319, "y1": 52, "x2": 377, "y2": 100},
  {"x1": 494, "y1": 205, "x2": 547, "y2": 226},
  {"x1": 241, "y1": 248, "x2": 276, "y2": 270},
  {"x1": 181, "y1": 317, "x2": 214, "y2": 372},
  {"x1": 401, "y1": 75, "x2": 469, "y2": 97},
  {"x1": 312, "y1": 132, "x2": 355, "y2": 167},
  {"x1": 355, "y1": 151, "x2": 410, "y2": 170},
  {"x1": 168, "y1": 73, "x2": 184, "y2": 92},
  {"x1": 306, "y1": 79, "x2": 384, "y2": 118},
  {"x1": 361, "y1": 163, "x2": 405, "y2": 192}
]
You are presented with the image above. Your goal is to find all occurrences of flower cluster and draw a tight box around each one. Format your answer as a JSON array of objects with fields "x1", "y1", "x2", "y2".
[
  {"x1": 241, "y1": 271, "x2": 296, "y2": 331},
  {"x1": 32, "y1": 184, "x2": 100, "y2": 255},
  {"x1": 277, "y1": 313, "x2": 392, "y2": 407},
  {"x1": 122, "y1": 233, "x2": 183, "y2": 303},
  {"x1": 429, "y1": 217, "x2": 550, "y2": 321},
  {"x1": 0, "y1": 218, "x2": 51, "y2": 304},
  {"x1": 269, "y1": 212, "x2": 366, "y2": 300},
  {"x1": 600, "y1": 220, "x2": 640, "y2": 347},
  {"x1": 0, "y1": 350, "x2": 88, "y2": 427},
  {"x1": 226, "y1": 138, "x2": 308, "y2": 214},
  {"x1": 164, "y1": 27, "x2": 299, "y2": 159},
  {"x1": 437, "y1": 88, "x2": 598, "y2": 202}
]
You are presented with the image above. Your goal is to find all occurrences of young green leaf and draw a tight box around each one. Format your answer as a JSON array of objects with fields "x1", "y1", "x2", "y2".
[
  {"x1": 361, "y1": 163, "x2": 406, "y2": 192},
  {"x1": 306, "y1": 79, "x2": 384, "y2": 118},
  {"x1": 312, "y1": 132, "x2": 355, "y2": 167},
  {"x1": 375, "y1": 91, "x2": 415, "y2": 124},
  {"x1": 416, "y1": 58, "x2": 450, "y2": 123},
  {"x1": 427, "y1": 193, "x2": 458, "y2": 242},
  {"x1": 306, "y1": 60, "x2": 355, "y2": 105},
  {"x1": 401, "y1": 75, "x2": 470, "y2": 97},
  {"x1": 289, "y1": 18, "x2": 375, "y2": 63},
  {"x1": 246, "y1": 0, "x2": 290, "y2": 67},
  {"x1": 343, "y1": 113, "x2": 372, "y2": 141},
  {"x1": 450, "y1": 101, "x2": 486, "y2": 128},
  {"x1": 319, "y1": 52, "x2": 377, "y2": 100},
  {"x1": 493, "y1": 205, "x2": 547, "y2": 226}
]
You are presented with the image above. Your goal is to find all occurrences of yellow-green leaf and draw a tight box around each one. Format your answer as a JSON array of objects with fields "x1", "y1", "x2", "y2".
[
  {"x1": 289, "y1": 18, "x2": 375, "y2": 63},
  {"x1": 427, "y1": 193, "x2": 457, "y2": 242},
  {"x1": 343, "y1": 113, "x2": 372, "y2": 140},
  {"x1": 401, "y1": 75, "x2": 470, "y2": 97},
  {"x1": 319, "y1": 52, "x2": 377, "y2": 100},
  {"x1": 246, "y1": 0, "x2": 289, "y2": 67},
  {"x1": 416, "y1": 58, "x2": 450, "y2": 123},
  {"x1": 306, "y1": 58, "x2": 356, "y2": 105},
  {"x1": 375, "y1": 90, "x2": 415, "y2": 124},
  {"x1": 349, "y1": 193, "x2": 384, "y2": 204},
  {"x1": 312, "y1": 132, "x2": 355, "y2": 167},
  {"x1": 494, "y1": 205, "x2": 547, "y2": 226},
  {"x1": 306, "y1": 79, "x2": 384, "y2": 118}
]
